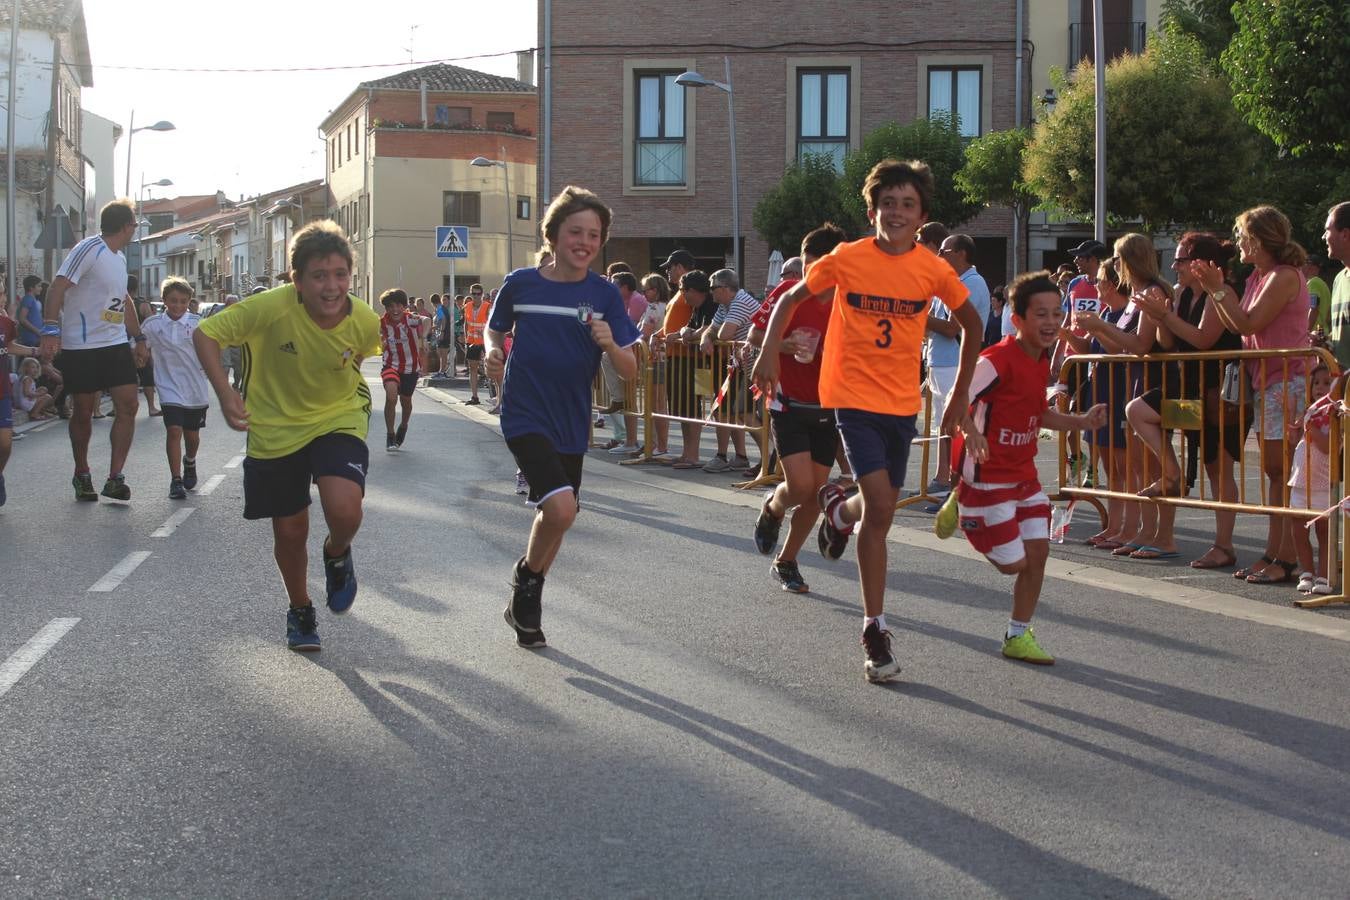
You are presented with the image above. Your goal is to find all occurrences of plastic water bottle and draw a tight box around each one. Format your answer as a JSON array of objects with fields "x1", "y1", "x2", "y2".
[{"x1": 1050, "y1": 501, "x2": 1077, "y2": 543}]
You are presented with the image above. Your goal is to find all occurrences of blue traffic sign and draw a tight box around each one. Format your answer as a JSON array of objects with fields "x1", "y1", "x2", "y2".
[{"x1": 435, "y1": 225, "x2": 470, "y2": 259}]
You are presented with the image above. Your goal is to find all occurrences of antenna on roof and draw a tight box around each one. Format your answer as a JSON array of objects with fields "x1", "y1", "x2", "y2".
[{"x1": 403, "y1": 25, "x2": 419, "y2": 63}]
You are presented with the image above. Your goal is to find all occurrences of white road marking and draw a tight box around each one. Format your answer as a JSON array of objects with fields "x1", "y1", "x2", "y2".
[
  {"x1": 88, "y1": 551, "x2": 152, "y2": 592},
  {"x1": 0, "y1": 619, "x2": 80, "y2": 699},
  {"x1": 224, "y1": 455, "x2": 245, "y2": 469},
  {"x1": 197, "y1": 474, "x2": 226, "y2": 496},
  {"x1": 151, "y1": 508, "x2": 195, "y2": 538}
]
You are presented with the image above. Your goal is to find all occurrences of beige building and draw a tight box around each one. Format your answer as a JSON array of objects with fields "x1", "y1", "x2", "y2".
[{"x1": 320, "y1": 61, "x2": 538, "y2": 303}]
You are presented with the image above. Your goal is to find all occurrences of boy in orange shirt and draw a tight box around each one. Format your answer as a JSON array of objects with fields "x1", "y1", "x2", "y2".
[{"x1": 753, "y1": 160, "x2": 984, "y2": 683}]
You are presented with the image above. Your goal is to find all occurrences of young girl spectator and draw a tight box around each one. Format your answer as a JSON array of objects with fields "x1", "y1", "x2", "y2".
[
  {"x1": 1201, "y1": 205, "x2": 1310, "y2": 585},
  {"x1": 640, "y1": 273, "x2": 672, "y2": 459},
  {"x1": 1288, "y1": 365, "x2": 1337, "y2": 596},
  {"x1": 14, "y1": 357, "x2": 55, "y2": 419}
]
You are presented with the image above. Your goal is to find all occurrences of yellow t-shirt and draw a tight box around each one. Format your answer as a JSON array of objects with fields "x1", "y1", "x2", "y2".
[
  {"x1": 197, "y1": 285, "x2": 381, "y2": 459},
  {"x1": 805, "y1": 237, "x2": 968, "y2": 416}
]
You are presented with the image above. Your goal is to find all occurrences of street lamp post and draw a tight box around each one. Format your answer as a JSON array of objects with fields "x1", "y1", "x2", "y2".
[
  {"x1": 124, "y1": 111, "x2": 176, "y2": 197},
  {"x1": 471, "y1": 149, "x2": 513, "y2": 276},
  {"x1": 676, "y1": 58, "x2": 739, "y2": 275}
]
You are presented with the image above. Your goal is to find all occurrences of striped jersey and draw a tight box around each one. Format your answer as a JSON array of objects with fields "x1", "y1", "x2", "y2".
[
  {"x1": 54, "y1": 235, "x2": 131, "y2": 349},
  {"x1": 380, "y1": 312, "x2": 426, "y2": 375},
  {"x1": 953, "y1": 336, "x2": 1050, "y2": 484}
]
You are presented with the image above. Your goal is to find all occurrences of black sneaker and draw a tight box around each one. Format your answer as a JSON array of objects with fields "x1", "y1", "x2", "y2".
[
  {"x1": 182, "y1": 459, "x2": 198, "y2": 490},
  {"x1": 772, "y1": 559, "x2": 809, "y2": 593},
  {"x1": 100, "y1": 474, "x2": 131, "y2": 501},
  {"x1": 861, "y1": 621, "x2": 901, "y2": 683},
  {"x1": 753, "y1": 493, "x2": 782, "y2": 555},
  {"x1": 72, "y1": 472, "x2": 98, "y2": 502},
  {"x1": 395, "y1": 424, "x2": 408, "y2": 447},
  {"x1": 169, "y1": 477, "x2": 187, "y2": 500},
  {"x1": 465, "y1": 397, "x2": 481, "y2": 406},
  {"x1": 286, "y1": 605, "x2": 321, "y2": 652},
  {"x1": 386, "y1": 433, "x2": 398, "y2": 453},
  {"x1": 504, "y1": 556, "x2": 546, "y2": 648},
  {"x1": 323, "y1": 542, "x2": 358, "y2": 614},
  {"x1": 816, "y1": 482, "x2": 855, "y2": 561}
]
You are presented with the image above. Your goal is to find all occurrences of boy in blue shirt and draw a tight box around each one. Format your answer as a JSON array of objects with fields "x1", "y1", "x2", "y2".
[{"x1": 485, "y1": 186, "x2": 641, "y2": 648}]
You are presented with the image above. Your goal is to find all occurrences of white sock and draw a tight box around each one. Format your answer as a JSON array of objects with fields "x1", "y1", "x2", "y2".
[
  {"x1": 1006, "y1": 618, "x2": 1029, "y2": 639},
  {"x1": 865, "y1": 614, "x2": 887, "y2": 632},
  {"x1": 184, "y1": 456, "x2": 195, "y2": 464}
]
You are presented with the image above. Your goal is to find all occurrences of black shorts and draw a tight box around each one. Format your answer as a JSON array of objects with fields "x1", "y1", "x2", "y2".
[
  {"x1": 436, "y1": 332, "x2": 452, "y2": 349},
  {"x1": 137, "y1": 363, "x2": 155, "y2": 388},
  {"x1": 666, "y1": 355, "x2": 702, "y2": 419},
  {"x1": 381, "y1": 369, "x2": 419, "y2": 397},
  {"x1": 770, "y1": 401, "x2": 839, "y2": 468},
  {"x1": 466, "y1": 345, "x2": 485, "y2": 362},
  {"x1": 506, "y1": 433, "x2": 583, "y2": 506},
  {"x1": 242, "y1": 432, "x2": 369, "y2": 520},
  {"x1": 56, "y1": 344, "x2": 138, "y2": 395},
  {"x1": 162, "y1": 404, "x2": 207, "y2": 431},
  {"x1": 1063, "y1": 363, "x2": 1090, "y2": 412}
]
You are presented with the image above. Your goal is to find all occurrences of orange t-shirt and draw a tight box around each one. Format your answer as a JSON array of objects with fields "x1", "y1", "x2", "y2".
[
  {"x1": 660, "y1": 290, "x2": 696, "y2": 358},
  {"x1": 804, "y1": 237, "x2": 968, "y2": 415}
]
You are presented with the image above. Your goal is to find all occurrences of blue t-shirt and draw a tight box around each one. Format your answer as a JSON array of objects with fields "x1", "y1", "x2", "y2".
[
  {"x1": 491, "y1": 267, "x2": 641, "y2": 453},
  {"x1": 17, "y1": 293, "x2": 42, "y2": 346},
  {"x1": 928, "y1": 266, "x2": 991, "y2": 368}
]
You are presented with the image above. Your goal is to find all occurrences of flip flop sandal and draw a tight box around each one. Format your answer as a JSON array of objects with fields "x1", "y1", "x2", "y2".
[
  {"x1": 1111, "y1": 542, "x2": 1145, "y2": 557},
  {"x1": 1092, "y1": 539, "x2": 1126, "y2": 551},
  {"x1": 671, "y1": 459, "x2": 702, "y2": 469},
  {"x1": 1234, "y1": 554, "x2": 1274, "y2": 580},
  {"x1": 1130, "y1": 546, "x2": 1180, "y2": 560},
  {"x1": 1190, "y1": 547, "x2": 1237, "y2": 569},
  {"x1": 1247, "y1": 559, "x2": 1296, "y2": 585}
]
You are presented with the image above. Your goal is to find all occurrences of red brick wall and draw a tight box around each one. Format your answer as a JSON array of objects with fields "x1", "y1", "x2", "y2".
[
  {"x1": 543, "y1": 1, "x2": 1021, "y2": 291},
  {"x1": 373, "y1": 129, "x2": 536, "y2": 165}
]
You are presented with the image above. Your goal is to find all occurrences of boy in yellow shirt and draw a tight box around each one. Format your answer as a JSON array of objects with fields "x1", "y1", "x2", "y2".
[{"x1": 194, "y1": 221, "x2": 380, "y2": 652}]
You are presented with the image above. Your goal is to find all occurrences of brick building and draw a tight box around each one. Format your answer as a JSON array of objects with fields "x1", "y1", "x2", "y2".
[
  {"x1": 320, "y1": 61, "x2": 538, "y2": 303},
  {"x1": 541, "y1": 1, "x2": 1021, "y2": 292}
]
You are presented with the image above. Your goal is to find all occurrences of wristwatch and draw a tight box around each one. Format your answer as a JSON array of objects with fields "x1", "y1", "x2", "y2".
[
  {"x1": 132, "y1": 335, "x2": 147, "y2": 343},
  {"x1": 1210, "y1": 287, "x2": 1229, "y2": 303}
]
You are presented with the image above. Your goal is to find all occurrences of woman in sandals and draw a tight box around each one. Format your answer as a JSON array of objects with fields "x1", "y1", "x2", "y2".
[{"x1": 1201, "y1": 205, "x2": 1311, "y2": 585}]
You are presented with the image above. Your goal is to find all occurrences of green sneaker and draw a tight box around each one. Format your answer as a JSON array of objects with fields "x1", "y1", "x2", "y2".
[
  {"x1": 934, "y1": 489, "x2": 960, "y2": 540},
  {"x1": 72, "y1": 472, "x2": 98, "y2": 502},
  {"x1": 1002, "y1": 628, "x2": 1055, "y2": 665},
  {"x1": 100, "y1": 474, "x2": 131, "y2": 501}
]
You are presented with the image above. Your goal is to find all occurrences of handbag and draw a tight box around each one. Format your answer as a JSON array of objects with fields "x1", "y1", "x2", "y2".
[{"x1": 1220, "y1": 361, "x2": 1247, "y2": 407}]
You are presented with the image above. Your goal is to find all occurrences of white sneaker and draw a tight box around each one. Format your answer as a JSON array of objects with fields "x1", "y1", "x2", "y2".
[
  {"x1": 1297, "y1": 571, "x2": 1317, "y2": 593},
  {"x1": 608, "y1": 444, "x2": 639, "y2": 455}
]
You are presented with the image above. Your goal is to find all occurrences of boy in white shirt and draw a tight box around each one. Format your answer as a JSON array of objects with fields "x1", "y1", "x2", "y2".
[{"x1": 140, "y1": 278, "x2": 210, "y2": 499}]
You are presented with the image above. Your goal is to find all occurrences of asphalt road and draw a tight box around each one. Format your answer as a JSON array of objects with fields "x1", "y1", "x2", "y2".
[{"x1": 3, "y1": 371, "x2": 1349, "y2": 898}]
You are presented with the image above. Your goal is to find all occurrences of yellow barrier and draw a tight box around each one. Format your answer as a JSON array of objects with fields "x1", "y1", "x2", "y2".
[{"x1": 1056, "y1": 346, "x2": 1344, "y2": 601}]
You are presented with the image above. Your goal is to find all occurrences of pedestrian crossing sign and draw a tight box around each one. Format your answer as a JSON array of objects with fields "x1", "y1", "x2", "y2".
[{"x1": 435, "y1": 225, "x2": 470, "y2": 259}]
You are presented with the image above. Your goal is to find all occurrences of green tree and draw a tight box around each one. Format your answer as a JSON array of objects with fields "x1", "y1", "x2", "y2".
[
  {"x1": 751, "y1": 154, "x2": 851, "y2": 255},
  {"x1": 1160, "y1": 0, "x2": 1237, "y2": 58},
  {"x1": 838, "y1": 112, "x2": 980, "y2": 232},
  {"x1": 1023, "y1": 28, "x2": 1254, "y2": 233},
  {"x1": 1222, "y1": 0, "x2": 1350, "y2": 158},
  {"x1": 955, "y1": 128, "x2": 1035, "y2": 213}
]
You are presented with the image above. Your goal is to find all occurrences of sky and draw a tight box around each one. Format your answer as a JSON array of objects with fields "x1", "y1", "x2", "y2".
[{"x1": 81, "y1": 0, "x2": 538, "y2": 203}]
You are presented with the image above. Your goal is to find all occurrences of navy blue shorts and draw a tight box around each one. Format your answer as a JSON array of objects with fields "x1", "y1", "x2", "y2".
[
  {"x1": 835, "y1": 409, "x2": 917, "y2": 489},
  {"x1": 242, "y1": 432, "x2": 369, "y2": 520}
]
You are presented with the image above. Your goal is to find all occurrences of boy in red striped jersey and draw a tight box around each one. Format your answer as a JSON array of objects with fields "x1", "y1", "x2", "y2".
[
  {"x1": 951, "y1": 271, "x2": 1106, "y2": 665},
  {"x1": 378, "y1": 289, "x2": 428, "y2": 452}
]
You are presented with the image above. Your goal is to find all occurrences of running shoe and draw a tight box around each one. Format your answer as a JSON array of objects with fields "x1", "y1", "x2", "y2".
[
  {"x1": 702, "y1": 455, "x2": 731, "y2": 473},
  {"x1": 323, "y1": 542, "x2": 358, "y2": 614},
  {"x1": 72, "y1": 472, "x2": 98, "y2": 502},
  {"x1": 505, "y1": 556, "x2": 546, "y2": 648},
  {"x1": 395, "y1": 424, "x2": 408, "y2": 447},
  {"x1": 286, "y1": 605, "x2": 321, "y2": 652},
  {"x1": 1002, "y1": 628, "x2": 1055, "y2": 665},
  {"x1": 169, "y1": 477, "x2": 187, "y2": 500},
  {"x1": 816, "y1": 482, "x2": 855, "y2": 561},
  {"x1": 465, "y1": 397, "x2": 481, "y2": 406},
  {"x1": 182, "y1": 459, "x2": 198, "y2": 490},
  {"x1": 862, "y1": 621, "x2": 901, "y2": 683},
  {"x1": 515, "y1": 472, "x2": 529, "y2": 495},
  {"x1": 100, "y1": 474, "x2": 131, "y2": 501},
  {"x1": 386, "y1": 433, "x2": 398, "y2": 453},
  {"x1": 772, "y1": 559, "x2": 809, "y2": 593},
  {"x1": 753, "y1": 493, "x2": 781, "y2": 555},
  {"x1": 934, "y1": 489, "x2": 960, "y2": 540}
]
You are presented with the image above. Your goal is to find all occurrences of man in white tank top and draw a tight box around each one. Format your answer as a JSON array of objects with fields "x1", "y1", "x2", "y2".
[{"x1": 40, "y1": 199, "x2": 149, "y2": 502}]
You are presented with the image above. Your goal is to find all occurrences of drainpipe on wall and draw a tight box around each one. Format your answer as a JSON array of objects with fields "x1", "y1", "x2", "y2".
[
  {"x1": 43, "y1": 34, "x2": 61, "y2": 279},
  {"x1": 1012, "y1": 0, "x2": 1024, "y2": 275},
  {"x1": 542, "y1": 0, "x2": 552, "y2": 201},
  {"x1": 420, "y1": 80, "x2": 427, "y2": 129}
]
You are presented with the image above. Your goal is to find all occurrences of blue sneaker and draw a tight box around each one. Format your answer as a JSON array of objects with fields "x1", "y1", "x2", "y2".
[
  {"x1": 286, "y1": 605, "x2": 321, "y2": 651},
  {"x1": 323, "y1": 541, "x2": 357, "y2": 614}
]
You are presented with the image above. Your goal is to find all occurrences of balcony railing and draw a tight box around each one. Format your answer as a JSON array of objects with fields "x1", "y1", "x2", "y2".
[{"x1": 1069, "y1": 21, "x2": 1147, "y2": 69}]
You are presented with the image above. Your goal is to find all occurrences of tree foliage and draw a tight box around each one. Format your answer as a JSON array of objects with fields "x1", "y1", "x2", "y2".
[
  {"x1": 955, "y1": 128, "x2": 1035, "y2": 213},
  {"x1": 838, "y1": 113, "x2": 980, "y2": 232},
  {"x1": 751, "y1": 154, "x2": 851, "y2": 256},
  {"x1": 1160, "y1": 0, "x2": 1237, "y2": 58},
  {"x1": 1222, "y1": 0, "x2": 1350, "y2": 159},
  {"x1": 1023, "y1": 28, "x2": 1254, "y2": 233}
]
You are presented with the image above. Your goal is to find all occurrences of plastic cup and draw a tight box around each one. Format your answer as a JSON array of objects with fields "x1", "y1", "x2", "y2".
[{"x1": 789, "y1": 327, "x2": 821, "y2": 363}]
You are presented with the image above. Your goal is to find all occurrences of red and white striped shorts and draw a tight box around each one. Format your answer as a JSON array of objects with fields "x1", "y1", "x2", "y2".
[{"x1": 957, "y1": 480, "x2": 1051, "y2": 566}]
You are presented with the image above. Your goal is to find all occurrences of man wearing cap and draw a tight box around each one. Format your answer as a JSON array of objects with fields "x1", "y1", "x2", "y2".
[{"x1": 1055, "y1": 239, "x2": 1110, "y2": 485}]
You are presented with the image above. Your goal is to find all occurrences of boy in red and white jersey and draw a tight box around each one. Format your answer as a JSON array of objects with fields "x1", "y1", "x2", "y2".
[
  {"x1": 379, "y1": 289, "x2": 427, "y2": 452},
  {"x1": 950, "y1": 271, "x2": 1106, "y2": 665}
]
